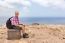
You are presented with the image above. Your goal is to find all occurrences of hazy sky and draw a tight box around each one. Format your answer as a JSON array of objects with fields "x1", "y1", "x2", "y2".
[{"x1": 0, "y1": 0, "x2": 65, "y2": 17}]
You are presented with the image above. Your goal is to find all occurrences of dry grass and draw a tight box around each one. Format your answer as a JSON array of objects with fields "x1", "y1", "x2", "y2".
[{"x1": 0, "y1": 24, "x2": 65, "y2": 43}]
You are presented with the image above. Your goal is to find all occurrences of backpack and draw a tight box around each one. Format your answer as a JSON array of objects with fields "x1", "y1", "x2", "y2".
[{"x1": 6, "y1": 17, "x2": 13, "y2": 29}]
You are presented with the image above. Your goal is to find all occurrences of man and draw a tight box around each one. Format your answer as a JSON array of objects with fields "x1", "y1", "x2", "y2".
[{"x1": 6, "y1": 11, "x2": 29, "y2": 38}]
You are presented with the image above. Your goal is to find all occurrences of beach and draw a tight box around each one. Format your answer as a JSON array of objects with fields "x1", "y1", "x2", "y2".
[{"x1": 0, "y1": 24, "x2": 65, "y2": 43}]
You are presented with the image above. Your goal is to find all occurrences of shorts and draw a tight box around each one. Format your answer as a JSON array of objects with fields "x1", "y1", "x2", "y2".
[{"x1": 8, "y1": 25, "x2": 22, "y2": 30}]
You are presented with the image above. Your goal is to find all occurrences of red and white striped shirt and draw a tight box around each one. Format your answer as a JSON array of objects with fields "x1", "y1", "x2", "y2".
[{"x1": 10, "y1": 16, "x2": 19, "y2": 26}]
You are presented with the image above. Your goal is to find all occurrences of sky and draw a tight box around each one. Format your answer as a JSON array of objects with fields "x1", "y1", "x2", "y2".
[{"x1": 0, "y1": 0, "x2": 65, "y2": 17}]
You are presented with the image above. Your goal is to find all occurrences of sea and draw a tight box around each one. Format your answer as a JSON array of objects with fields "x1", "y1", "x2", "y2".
[{"x1": 0, "y1": 17, "x2": 65, "y2": 25}]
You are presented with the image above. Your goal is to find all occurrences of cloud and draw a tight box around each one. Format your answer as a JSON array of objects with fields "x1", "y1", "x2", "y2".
[
  {"x1": 6, "y1": 0, "x2": 31, "y2": 7},
  {"x1": 0, "y1": 6, "x2": 15, "y2": 17},
  {"x1": 0, "y1": 0, "x2": 31, "y2": 17},
  {"x1": 0, "y1": 1, "x2": 14, "y2": 8},
  {"x1": 31, "y1": 0, "x2": 65, "y2": 9},
  {"x1": 0, "y1": 0, "x2": 31, "y2": 16},
  {"x1": 0, "y1": 0, "x2": 31, "y2": 8}
]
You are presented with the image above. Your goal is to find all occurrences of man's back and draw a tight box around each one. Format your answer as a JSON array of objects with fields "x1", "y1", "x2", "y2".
[
  {"x1": 6, "y1": 17, "x2": 13, "y2": 29},
  {"x1": 6, "y1": 16, "x2": 19, "y2": 29}
]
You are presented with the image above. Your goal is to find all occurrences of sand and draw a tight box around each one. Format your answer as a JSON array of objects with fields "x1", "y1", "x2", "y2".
[{"x1": 0, "y1": 24, "x2": 65, "y2": 43}]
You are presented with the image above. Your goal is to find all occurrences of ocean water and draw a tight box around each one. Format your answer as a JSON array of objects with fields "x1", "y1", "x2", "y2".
[{"x1": 0, "y1": 17, "x2": 65, "y2": 25}]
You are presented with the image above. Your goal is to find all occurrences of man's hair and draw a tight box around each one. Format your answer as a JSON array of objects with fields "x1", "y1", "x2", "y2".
[
  {"x1": 15, "y1": 11, "x2": 19, "y2": 13},
  {"x1": 15, "y1": 11, "x2": 19, "y2": 16}
]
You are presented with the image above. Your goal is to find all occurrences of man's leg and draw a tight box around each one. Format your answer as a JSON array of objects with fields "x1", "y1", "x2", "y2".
[
  {"x1": 18, "y1": 25, "x2": 29, "y2": 38},
  {"x1": 13, "y1": 25, "x2": 29, "y2": 38},
  {"x1": 12, "y1": 26, "x2": 24, "y2": 35},
  {"x1": 20, "y1": 25, "x2": 25, "y2": 33}
]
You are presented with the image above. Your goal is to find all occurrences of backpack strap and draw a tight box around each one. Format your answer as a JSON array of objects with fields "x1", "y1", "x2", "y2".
[{"x1": 9, "y1": 17, "x2": 13, "y2": 20}]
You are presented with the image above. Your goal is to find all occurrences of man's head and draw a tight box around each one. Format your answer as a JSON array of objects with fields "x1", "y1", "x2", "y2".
[{"x1": 15, "y1": 11, "x2": 19, "y2": 17}]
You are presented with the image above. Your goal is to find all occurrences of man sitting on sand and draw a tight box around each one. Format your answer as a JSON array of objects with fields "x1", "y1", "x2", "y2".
[{"x1": 6, "y1": 11, "x2": 28, "y2": 38}]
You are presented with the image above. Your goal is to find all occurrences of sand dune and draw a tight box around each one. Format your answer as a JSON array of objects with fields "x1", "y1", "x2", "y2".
[{"x1": 0, "y1": 24, "x2": 65, "y2": 43}]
